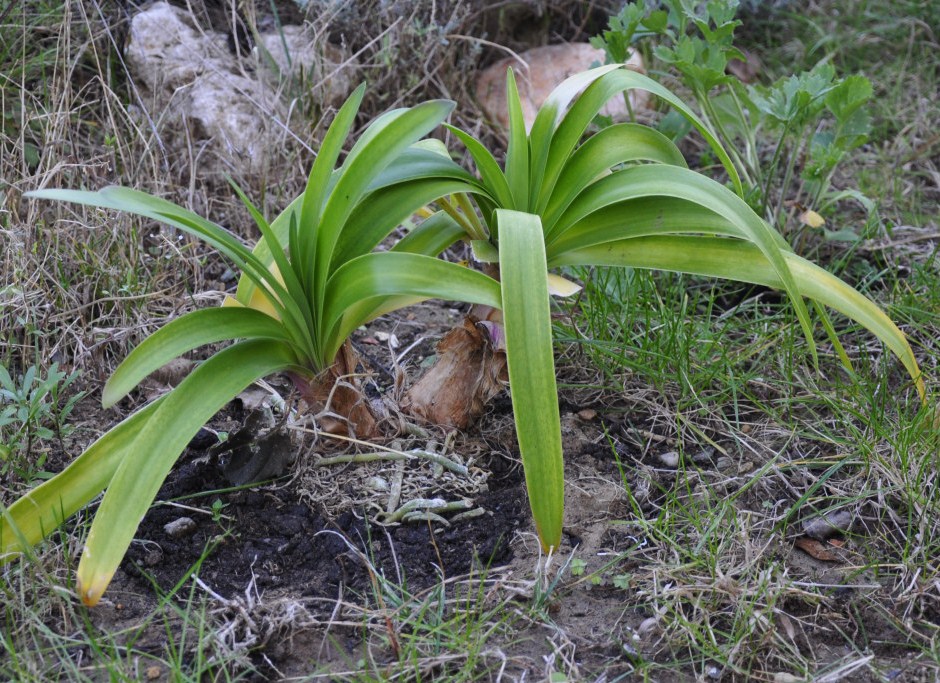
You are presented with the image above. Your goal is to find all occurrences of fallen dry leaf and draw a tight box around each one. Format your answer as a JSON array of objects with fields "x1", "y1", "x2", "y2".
[{"x1": 794, "y1": 537, "x2": 840, "y2": 562}]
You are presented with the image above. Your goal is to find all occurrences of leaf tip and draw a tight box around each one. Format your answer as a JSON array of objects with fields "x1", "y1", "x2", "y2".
[
  {"x1": 77, "y1": 568, "x2": 114, "y2": 607},
  {"x1": 101, "y1": 380, "x2": 124, "y2": 409}
]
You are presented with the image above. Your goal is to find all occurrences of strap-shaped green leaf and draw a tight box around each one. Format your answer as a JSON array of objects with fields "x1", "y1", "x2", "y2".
[
  {"x1": 497, "y1": 209, "x2": 564, "y2": 552},
  {"x1": 297, "y1": 83, "x2": 366, "y2": 278},
  {"x1": 0, "y1": 398, "x2": 163, "y2": 561},
  {"x1": 546, "y1": 196, "x2": 735, "y2": 257},
  {"x1": 76, "y1": 339, "x2": 300, "y2": 606},
  {"x1": 315, "y1": 100, "x2": 456, "y2": 301},
  {"x1": 391, "y1": 211, "x2": 466, "y2": 256},
  {"x1": 236, "y1": 154, "x2": 428, "y2": 305},
  {"x1": 27, "y1": 188, "x2": 293, "y2": 324},
  {"x1": 234, "y1": 194, "x2": 303, "y2": 305},
  {"x1": 227, "y1": 179, "x2": 317, "y2": 356},
  {"x1": 504, "y1": 70, "x2": 530, "y2": 211},
  {"x1": 444, "y1": 124, "x2": 513, "y2": 208},
  {"x1": 556, "y1": 235, "x2": 925, "y2": 401},
  {"x1": 103, "y1": 308, "x2": 295, "y2": 407},
  {"x1": 547, "y1": 164, "x2": 816, "y2": 363},
  {"x1": 527, "y1": 64, "x2": 623, "y2": 204},
  {"x1": 537, "y1": 67, "x2": 743, "y2": 213},
  {"x1": 365, "y1": 145, "x2": 478, "y2": 191},
  {"x1": 329, "y1": 213, "x2": 479, "y2": 337},
  {"x1": 331, "y1": 178, "x2": 479, "y2": 267},
  {"x1": 541, "y1": 123, "x2": 688, "y2": 231},
  {"x1": 322, "y1": 253, "x2": 502, "y2": 360}
]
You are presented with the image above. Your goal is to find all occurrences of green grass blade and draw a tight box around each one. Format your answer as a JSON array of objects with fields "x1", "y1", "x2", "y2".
[
  {"x1": 103, "y1": 308, "x2": 294, "y2": 407},
  {"x1": 76, "y1": 339, "x2": 300, "y2": 606},
  {"x1": 496, "y1": 209, "x2": 564, "y2": 552},
  {"x1": 0, "y1": 398, "x2": 163, "y2": 561},
  {"x1": 555, "y1": 235, "x2": 925, "y2": 400}
]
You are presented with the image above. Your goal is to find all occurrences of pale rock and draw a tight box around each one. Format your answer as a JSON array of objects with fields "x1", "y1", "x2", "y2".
[
  {"x1": 125, "y1": 2, "x2": 356, "y2": 177},
  {"x1": 476, "y1": 43, "x2": 649, "y2": 132},
  {"x1": 256, "y1": 26, "x2": 355, "y2": 108},
  {"x1": 163, "y1": 516, "x2": 197, "y2": 538},
  {"x1": 657, "y1": 451, "x2": 680, "y2": 468}
]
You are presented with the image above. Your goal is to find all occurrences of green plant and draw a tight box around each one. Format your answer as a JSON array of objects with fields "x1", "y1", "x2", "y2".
[
  {"x1": 0, "y1": 362, "x2": 83, "y2": 483},
  {"x1": 414, "y1": 65, "x2": 924, "y2": 559},
  {"x1": 593, "y1": 0, "x2": 876, "y2": 236},
  {"x1": 1, "y1": 84, "x2": 500, "y2": 606},
  {"x1": 2, "y1": 67, "x2": 925, "y2": 612}
]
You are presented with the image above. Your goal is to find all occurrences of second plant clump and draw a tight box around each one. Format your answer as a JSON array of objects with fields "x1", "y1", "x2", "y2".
[{"x1": 0, "y1": 64, "x2": 924, "y2": 606}]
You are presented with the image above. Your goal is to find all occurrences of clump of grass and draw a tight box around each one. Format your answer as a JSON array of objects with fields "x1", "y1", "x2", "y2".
[{"x1": 0, "y1": 535, "x2": 259, "y2": 681}]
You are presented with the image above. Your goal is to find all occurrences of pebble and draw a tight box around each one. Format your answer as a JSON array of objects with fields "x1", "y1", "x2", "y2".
[
  {"x1": 163, "y1": 517, "x2": 197, "y2": 538},
  {"x1": 657, "y1": 451, "x2": 680, "y2": 467},
  {"x1": 364, "y1": 476, "x2": 389, "y2": 492},
  {"x1": 716, "y1": 456, "x2": 735, "y2": 473},
  {"x1": 802, "y1": 510, "x2": 854, "y2": 541}
]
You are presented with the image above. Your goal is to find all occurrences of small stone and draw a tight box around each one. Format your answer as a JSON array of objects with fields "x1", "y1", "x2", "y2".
[
  {"x1": 163, "y1": 517, "x2": 197, "y2": 538},
  {"x1": 716, "y1": 456, "x2": 734, "y2": 473},
  {"x1": 706, "y1": 665, "x2": 721, "y2": 679},
  {"x1": 577, "y1": 408, "x2": 597, "y2": 421},
  {"x1": 374, "y1": 331, "x2": 400, "y2": 348},
  {"x1": 365, "y1": 476, "x2": 389, "y2": 492},
  {"x1": 146, "y1": 665, "x2": 162, "y2": 680},
  {"x1": 802, "y1": 510, "x2": 854, "y2": 541},
  {"x1": 657, "y1": 451, "x2": 680, "y2": 468},
  {"x1": 143, "y1": 547, "x2": 164, "y2": 567}
]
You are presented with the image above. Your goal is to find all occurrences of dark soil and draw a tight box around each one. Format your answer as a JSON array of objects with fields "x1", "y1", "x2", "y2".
[{"x1": 121, "y1": 429, "x2": 529, "y2": 604}]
